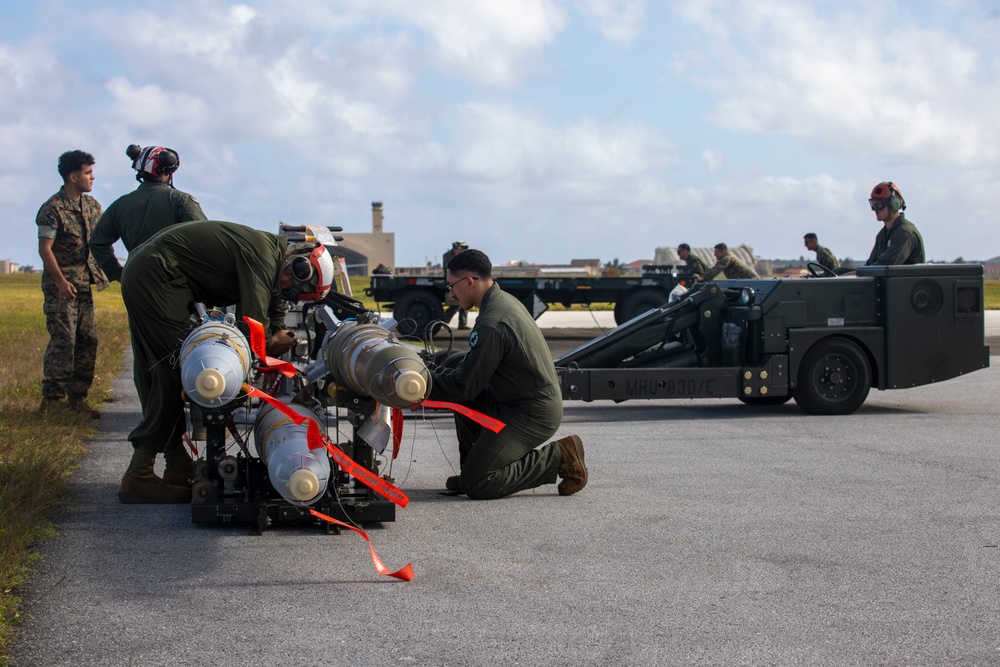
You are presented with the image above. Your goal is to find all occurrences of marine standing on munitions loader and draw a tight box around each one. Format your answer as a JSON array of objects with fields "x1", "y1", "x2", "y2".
[
  {"x1": 865, "y1": 181, "x2": 925, "y2": 266},
  {"x1": 36, "y1": 150, "x2": 109, "y2": 419},
  {"x1": 696, "y1": 243, "x2": 760, "y2": 281},
  {"x1": 803, "y1": 233, "x2": 840, "y2": 271},
  {"x1": 426, "y1": 248, "x2": 587, "y2": 500},
  {"x1": 117, "y1": 220, "x2": 335, "y2": 504},
  {"x1": 90, "y1": 144, "x2": 206, "y2": 282}
]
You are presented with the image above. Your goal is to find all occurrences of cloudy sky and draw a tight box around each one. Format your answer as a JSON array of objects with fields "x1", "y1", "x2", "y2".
[{"x1": 2, "y1": 0, "x2": 998, "y2": 270}]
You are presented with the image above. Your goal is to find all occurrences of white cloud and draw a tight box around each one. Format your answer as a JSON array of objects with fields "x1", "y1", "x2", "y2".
[
  {"x1": 672, "y1": 0, "x2": 1000, "y2": 166},
  {"x1": 354, "y1": 0, "x2": 567, "y2": 86},
  {"x1": 575, "y1": 0, "x2": 647, "y2": 44}
]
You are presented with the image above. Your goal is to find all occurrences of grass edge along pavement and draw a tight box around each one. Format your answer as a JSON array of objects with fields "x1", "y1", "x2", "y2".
[
  {"x1": 0, "y1": 275, "x2": 129, "y2": 666},
  {"x1": 0, "y1": 273, "x2": 997, "y2": 664}
]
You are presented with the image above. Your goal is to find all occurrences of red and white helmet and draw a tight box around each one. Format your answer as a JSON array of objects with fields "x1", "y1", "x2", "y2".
[
  {"x1": 131, "y1": 146, "x2": 179, "y2": 176},
  {"x1": 282, "y1": 243, "x2": 335, "y2": 302}
]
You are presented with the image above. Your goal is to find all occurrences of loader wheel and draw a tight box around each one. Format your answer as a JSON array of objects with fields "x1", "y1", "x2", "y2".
[
  {"x1": 794, "y1": 337, "x2": 871, "y2": 415},
  {"x1": 618, "y1": 289, "x2": 669, "y2": 324},
  {"x1": 393, "y1": 290, "x2": 445, "y2": 337}
]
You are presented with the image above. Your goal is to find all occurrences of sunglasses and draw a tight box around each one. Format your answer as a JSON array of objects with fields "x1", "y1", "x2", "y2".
[
  {"x1": 869, "y1": 199, "x2": 888, "y2": 212},
  {"x1": 447, "y1": 275, "x2": 477, "y2": 293}
]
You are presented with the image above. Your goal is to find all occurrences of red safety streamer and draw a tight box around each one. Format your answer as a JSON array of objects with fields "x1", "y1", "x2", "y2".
[
  {"x1": 243, "y1": 384, "x2": 410, "y2": 508},
  {"x1": 309, "y1": 509, "x2": 414, "y2": 581},
  {"x1": 391, "y1": 407, "x2": 404, "y2": 459},
  {"x1": 243, "y1": 316, "x2": 298, "y2": 378},
  {"x1": 420, "y1": 400, "x2": 506, "y2": 433}
]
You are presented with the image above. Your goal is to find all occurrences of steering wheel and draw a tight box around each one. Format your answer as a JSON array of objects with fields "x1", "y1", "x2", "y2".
[{"x1": 806, "y1": 261, "x2": 838, "y2": 278}]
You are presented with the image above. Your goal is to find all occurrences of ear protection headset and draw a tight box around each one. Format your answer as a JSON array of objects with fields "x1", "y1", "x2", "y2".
[
  {"x1": 125, "y1": 144, "x2": 180, "y2": 177},
  {"x1": 281, "y1": 243, "x2": 334, "y2": 303},
  {"x1": 871, "y1": 181, "x2": 905, "y2": 212}
]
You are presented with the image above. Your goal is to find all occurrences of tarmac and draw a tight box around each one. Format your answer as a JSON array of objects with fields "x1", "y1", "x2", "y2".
[{"x1": 9, "y1": 311, "x2": 1000, "y2": 667}]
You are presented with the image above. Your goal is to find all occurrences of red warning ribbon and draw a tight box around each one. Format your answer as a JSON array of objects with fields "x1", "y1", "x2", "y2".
[
  {"x1": 243, "y1": 384, "x2": 409, "y2": 508},
  {"x1": 420, "y1": 400, "x2": 506, "y2": 433},
  {"x1": 243, "y1": 316, "x2": 298, "y2": 378},
  {"x1": 391, "y1": 407, "x2": 403, "y2": 459},
  {"x1": 309, "y1": 509, "x2": 414, "y2": 581}
]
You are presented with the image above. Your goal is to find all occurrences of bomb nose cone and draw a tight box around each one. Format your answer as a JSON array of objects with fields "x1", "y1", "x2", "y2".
[
  {"x1": 395, "y1": 370, "x2": 427, "y2": 403},
  {"x1": 195, "y1": 369, "x2": 226, "y2": 401},
  {"x1": 287, "y1": 469, "x2": 320, "y2": 501}
]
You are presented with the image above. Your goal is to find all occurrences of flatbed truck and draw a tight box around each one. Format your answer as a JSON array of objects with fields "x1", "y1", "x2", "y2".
[{"x1": 367, "y1": 265, "x2": 687, "y2": 334}]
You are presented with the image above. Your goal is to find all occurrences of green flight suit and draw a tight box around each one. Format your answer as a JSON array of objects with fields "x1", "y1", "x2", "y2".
[
  {"x1": 865, "y1": 214, "x2": 925, "y2": 266},
  {"x1": 91, "y1": 180, "x2": 207, "y2": 282},
  {"x1": 430, "y1": 283, "x2": 563, "y2": 499},
  {"x1": 120, "y1": 220, "x2": 288, "y2": 454},
  {"x1": 686, "y1": 255, "x2": 708, "y2": 276}
]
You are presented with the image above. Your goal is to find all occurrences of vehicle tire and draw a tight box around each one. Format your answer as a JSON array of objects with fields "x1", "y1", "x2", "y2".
[
  {"x1": 793, "y1": 337, "x2": 872, "y2": 415},
  {"x1": 618, "y1": 289, "x2": 669, "y2": 324},
  {"x1": 393, "y1": 290, "x2": 445, "y2": 337},
  {"x1": 613, "y1": 300, "x2": 625, "y2": 326},
  {"x1": 738, "y1": 394, "x2": 794, "y2": 406}
]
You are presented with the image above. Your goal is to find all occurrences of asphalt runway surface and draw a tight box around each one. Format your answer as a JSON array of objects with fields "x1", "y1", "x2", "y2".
[{"x1": 11, "y1": 323, "x2": 999, "y2": 666}]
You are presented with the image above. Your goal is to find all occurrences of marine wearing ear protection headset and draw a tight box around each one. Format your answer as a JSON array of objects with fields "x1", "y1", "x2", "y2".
[
  {"x1": 280, "y1": 243, "x2": 335, "y2": 302},
  {"x1": 869, "y1": 182, "x2": 905, "y2": 213},
  {"x1": 125, "y1": 144, "x2": 181, "y2": 184}
]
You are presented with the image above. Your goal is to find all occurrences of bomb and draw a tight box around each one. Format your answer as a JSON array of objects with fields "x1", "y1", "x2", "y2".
[
  {"x1": 253, "y1": 401, "x2": 331, "y2": 506},
  {"x1": 322, "y1": 320, "x2": 431, "y2": 408},
  {"x1": 179, "y1": 312, "x2": 251, "y2": 408}
]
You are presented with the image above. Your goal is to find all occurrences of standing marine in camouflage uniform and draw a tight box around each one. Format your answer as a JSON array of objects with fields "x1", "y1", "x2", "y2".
[
  {"x1": 36, "y1": 150, "x2": 109, "y2": 418},
  {"x1": 90, "y1": 144, "x2": 206, "y2": 282},
  {"x1": 677, "y1": 243, "x2": 708, "y2": 276},
  {"x1": 697, "y1": 243, "x2": 760, "y2": 281},
  {"x1": 803, "y1": 233, "x2": 840, "y2": 271},
  {"x1": 428, "y1": 249, "x2": 587, "y2": 500}
]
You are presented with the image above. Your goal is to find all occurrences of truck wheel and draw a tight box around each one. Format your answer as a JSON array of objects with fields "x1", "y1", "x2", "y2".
[
  {"x1": 393, "y1": 290, "x2": 444, "y2": 337},
  {"x1": 793, "y1": 337, "x2": 871, "y2": 415},
  {"x1": 618, "y1": 289, "x2": 669, "y2": 324},
  {"x1": 613, "y1": 300, "x2": 625, "y2": 326},
  {"x1": 738, "y1": 394, "x2": 794, "y2": 406}
]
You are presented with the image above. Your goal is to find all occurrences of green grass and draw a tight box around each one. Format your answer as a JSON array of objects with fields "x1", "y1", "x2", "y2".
[
  {"x1": 0, "y1": 274, "x2": 129, "y2": 665},
  {"x1": 985, "y1": 280, "x2": 1000, "y2": 309}
]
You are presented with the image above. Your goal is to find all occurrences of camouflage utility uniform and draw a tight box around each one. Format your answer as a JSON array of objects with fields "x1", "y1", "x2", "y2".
[
  {"x1": 702, "y1": 253, "x2": 760, "y2": 280},
  {"x1": 429, "y1": 283, "x2": 563, "y2": 499},
  {"x1": 36, "y1": 187, "x2": 109, "y2": 401},
  {"x1": 814, "y1": 245, "x2": 840, "y2": 270},
  {"x1": 90, "y1": 180, "x2": 206, "y2": 282}
]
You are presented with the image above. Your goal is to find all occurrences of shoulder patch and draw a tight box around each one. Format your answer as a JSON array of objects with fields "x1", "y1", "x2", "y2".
[{"x1": 469, "y1": 330, "x2": 479, "y2": 347}]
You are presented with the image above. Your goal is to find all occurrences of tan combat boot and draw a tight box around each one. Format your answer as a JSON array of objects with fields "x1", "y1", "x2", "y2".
[
  {"x1": 162, "y1": 446, "x2": 196, "y2": 488},
  {"x1": 556, "y1": 435, "x2": 588, "y2": 496},
  {"x1": 67, "y1": 398, "x2": 100, "y2": 420},
  {"x1": 118, "y1": 461, "x2": 192, "y2": 504},
  {"x1": 38, "y1": 397, "x2": 62, "y2": 415}
]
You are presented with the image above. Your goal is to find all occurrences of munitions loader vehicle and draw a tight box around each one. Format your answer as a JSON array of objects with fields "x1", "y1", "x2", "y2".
[{"x1": 554, "y1": 263, "x2": 990, "y2": 415}]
